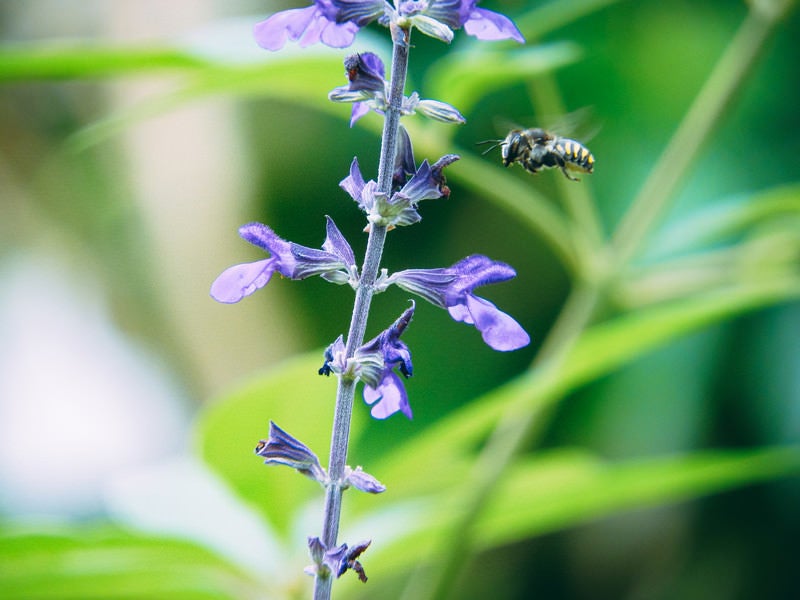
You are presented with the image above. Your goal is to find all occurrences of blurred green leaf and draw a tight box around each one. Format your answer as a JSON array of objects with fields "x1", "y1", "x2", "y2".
[
  {"x1": 372, "y1": 279, "x2": 800, "y2": 502},
  {"x1": 69, "y1": 53, "x2": 346, "y2": 150},
  {"x1": 0, "y1": 43, "x2": 209, "y2": 81},
  {"x1": 341, "y1": 445, "x2": 800, "y2": 594},
  {"x1": 478, "y1": 445, "x2": 800, "y2": 549},
  {"x1": 195, "y1": 352, "x2": 366, "y2": 538},
  {"x1": 0, "y1": 526, "x2": 258, "y2": 600},
  {"x1": 647, "y1": 183, "x2": 800, "y2": 257},
  {"x1": 516, "y1": 0, "x2": 632, "y2": 41},
  {"x1": 425, "y1": 43, "x2": 582, "y2": 117}
]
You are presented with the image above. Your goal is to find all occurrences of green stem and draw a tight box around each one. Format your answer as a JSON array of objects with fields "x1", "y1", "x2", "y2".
[
  {"x1": 611, "y1": 3, "x2": 793, "y2": 266},
  {"x1": 416, "y1": 282, "x2": 600, "y2": 600}
]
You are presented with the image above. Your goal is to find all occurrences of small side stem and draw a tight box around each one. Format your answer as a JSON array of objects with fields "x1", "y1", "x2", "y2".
[{"x1": 313, "y1": 35, "x2": 411, "y2": 600}]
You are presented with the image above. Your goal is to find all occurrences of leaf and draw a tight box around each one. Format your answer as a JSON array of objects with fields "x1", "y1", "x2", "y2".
[
  {"x1": 195, "y1": 352, "x2": 365, "y2": 538},
  {"x1": 516, "y1": 0, "x2": 633, "y2": 41},
  {"x1": 372, "y1": 279, "x2": 800, "y2": 502},
  {"x1": 68, "y1": 53, "x2": 347, "y2": 150},
  {"x1": 0, "y1": 526, "x2": 259, "y2": 600},
  {"x1": 425, "y1": 42, "x2": 582, "y2": 116},
  {"x1": 477, "y1": 445, "x2": 800, "y2": 549},
  {"x1": 647, "y1": 183, "x2": 800, "y2": 258},
  {"x1": 340, "y1": 445, "x2": 800, "y2": 594},
  {"x1": 0, "y1": 44, "x2": 209, "y2": 81}
]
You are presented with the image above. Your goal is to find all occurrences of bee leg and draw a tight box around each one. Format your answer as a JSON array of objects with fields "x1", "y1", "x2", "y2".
[{"x1": 560, "y1": 166, "x2": 580, "y2": 181}]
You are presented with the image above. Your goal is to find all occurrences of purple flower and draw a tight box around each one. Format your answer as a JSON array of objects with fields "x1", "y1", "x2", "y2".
[
  {"x1": 318, "y1": 305, "x2": 414, "y2": 419},
  {"x1": 255, "y1": 421, "x2": 327, "y2": 485},
  {"x1": 386, "y1": 255, "x2": 530, "y2": 351},
  {"x1": 254, "y1": 1, "x2": 379, "y2": 51},
  {"x1": 329, "y1": 53, "x2": 465, "y2": 127},
  {"x1": 328, "y1": 539, "x2": 371, "y2": 582},
  {"x1": 340, "y1": 153, "x2": 458, "y2": 228},
  {"x1": 356, "y1": 303, "x2": 415, "y2": 419},
  {"x1": 399, "y1": 1, "x2": 525, "y2": 43},
  {"x1": 254, "y1": 0, "x2": 523, "y2": 51},
  {"x1": 210, "y1": 216, "x2": 356, "y2": 303},
  {"x1": 305, "y1": 537, "x2": 371, "y2": 582}
]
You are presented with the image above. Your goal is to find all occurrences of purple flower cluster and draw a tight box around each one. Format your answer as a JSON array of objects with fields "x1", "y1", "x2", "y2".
[
  {"x1": 255, "y1": 0, "x2": 524, "y2": 50},
  {"x1": 329, "y1": 52, "x2": 465, "y2": 127}
]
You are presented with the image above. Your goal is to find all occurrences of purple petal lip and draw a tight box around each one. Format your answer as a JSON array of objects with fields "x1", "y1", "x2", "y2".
[{"x1": 210, "y1": 259, "x2": 275, "y2": 303}]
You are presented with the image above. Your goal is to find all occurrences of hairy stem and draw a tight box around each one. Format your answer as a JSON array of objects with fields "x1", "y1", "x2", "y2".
[{"x1": 313, "y1": 35, "x2": 410, "y2": 600}]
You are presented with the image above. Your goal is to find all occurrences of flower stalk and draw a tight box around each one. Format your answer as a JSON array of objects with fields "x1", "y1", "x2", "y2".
[
  {"x1": 315, "y1": 33, "x2": 411, "y2": 600},
  {"x1": 214, "y1": 3, "x2": 527, "y2": 598}
]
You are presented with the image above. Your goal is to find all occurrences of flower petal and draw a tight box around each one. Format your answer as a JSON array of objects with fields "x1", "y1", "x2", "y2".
[
  {"x1": 363, "y1": 371, "x2": 412, "y2": 419},
  {"x1": 350, "y1": 102, "x2": 371, "y2": 127},
  {"x1": 254, "y1": 7, "x2": 317, "y2": 51},
  {"x1": 462, "y1": 294, "x2": 530, "y2": 351},
  {"x1": 463, "y1": 8, "x2": 525, "y2": 43},
  {"x1": 323, "y1": 216, "x2": 356, "y2": 268},
  {"x1": 210, "y1": 259, "x2": 276, "y2": 303}
]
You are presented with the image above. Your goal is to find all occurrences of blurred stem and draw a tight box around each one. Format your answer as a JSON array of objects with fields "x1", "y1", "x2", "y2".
[
  {"x1": 415, "y1": 4, "x2": 797, "y2": 596},
  {"x1": 416, "y1": 281, "x2": 600, "y2": 600},
  {"x1": 314, "y1": 34, "x2": 410, "y2": 600},
  {"x1": 611, "y1": 1, "x2": 795, "y2": 266}
]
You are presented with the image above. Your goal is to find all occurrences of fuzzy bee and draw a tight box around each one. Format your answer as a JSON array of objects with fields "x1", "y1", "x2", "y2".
[{"x1": 481, "y1": 128, "x2": 595, "y2": 181}]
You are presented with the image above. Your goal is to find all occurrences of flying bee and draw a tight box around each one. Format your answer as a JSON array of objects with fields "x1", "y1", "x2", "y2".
[{"x1": 480, "y1": 127, "x2": 595, "y2": 181}]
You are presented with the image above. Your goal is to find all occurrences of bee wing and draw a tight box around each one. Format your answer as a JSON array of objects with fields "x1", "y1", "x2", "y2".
[{"x1": 538, "y1": 106, "x2": 601, "y2": 143}]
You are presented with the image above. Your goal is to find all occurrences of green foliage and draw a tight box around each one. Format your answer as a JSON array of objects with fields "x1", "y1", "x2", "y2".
[{"x1": 0, "y1": 526, "x2": 259, "y2": 599}]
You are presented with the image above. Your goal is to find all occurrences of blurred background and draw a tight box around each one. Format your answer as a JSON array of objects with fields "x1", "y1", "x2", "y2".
[{"x1": 1, "y1": 0, "x2": 799, "y2": 599}]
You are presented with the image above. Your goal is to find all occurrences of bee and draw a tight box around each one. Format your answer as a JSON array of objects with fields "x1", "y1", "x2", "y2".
[{"x1": 481, "y1": 128, "x2": 595, "y2": 181}]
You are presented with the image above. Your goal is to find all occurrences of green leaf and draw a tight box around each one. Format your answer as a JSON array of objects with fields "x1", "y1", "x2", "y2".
[
  {"x1": 477, "y1": 445, "x2": 800, "y2": 549},
  {"x1": 341, "y1": 445, "x2": 800, "y2": 595},
  {"x1": 0, "y1": 526, "x2": 259, "y2": 599},
  {"x1": 373, "y1": 279, "x2": 800, "y2": 501},
  {"x1": 648, "y1": 183, "x2": 800, "y2": 257},
  {"x1": 0, "y1": 43, "x2": 209, "y2": 81},
  {"x1": 195, "y1": 352, "x2": 364, "y2": 538},
  {"x1": 425, "y1": 43, "x2": 582, "y2": 117},
  {"x1": 516, "y1": 0, "x2": 632, "y2": 41},
  {"x1": 68, "y1": 53, "x2": 346, "y2": 150}
]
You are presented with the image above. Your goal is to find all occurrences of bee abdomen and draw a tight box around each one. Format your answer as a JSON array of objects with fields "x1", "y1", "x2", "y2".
[{"x1": 556, "y1": 139, "x2": 595, "y2": 172}]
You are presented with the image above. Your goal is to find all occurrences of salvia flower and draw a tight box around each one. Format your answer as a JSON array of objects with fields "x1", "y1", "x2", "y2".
[
  {"x1": 340, "y1": 154, "x2": 458, "y2": 228},
  {"x1": 329, "y1": 52, "x2": 465, "y2": 127},
  {"x1": 255, "y1": 421, "x2": 327, "y2": 485},
  {"x1": 385, "y1": 254, "x2": 530, "y2": 351},
  {"x1": 210, "y1": 216, "x2": 356, "y2": 303},
  {"x1": 255, "y1": 1, "x2": 524, "y2": 51},
  {"x1": 319, "y1": 303, "x2": 416, "y2": 419},
  {"x1": 356, "y1": 302, "x2": 415, "y2": 419},
  {"x1": 305, "y1": 537, "x2": 371, "y2": 583}
]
